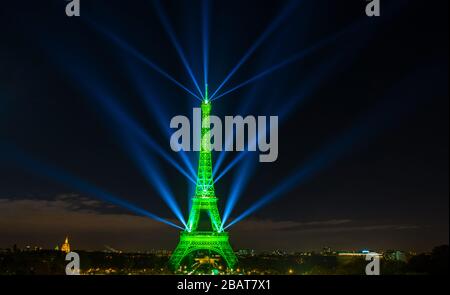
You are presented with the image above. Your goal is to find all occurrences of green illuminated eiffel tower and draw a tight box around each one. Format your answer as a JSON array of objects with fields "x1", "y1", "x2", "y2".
[{"x1": 169, "y1": 88, "x2": 237, "y2": 270}]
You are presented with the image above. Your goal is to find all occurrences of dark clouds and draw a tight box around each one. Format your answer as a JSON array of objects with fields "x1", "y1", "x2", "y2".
[{"x1": 0, "y1": 194, "x2": 444, "y2": 252}]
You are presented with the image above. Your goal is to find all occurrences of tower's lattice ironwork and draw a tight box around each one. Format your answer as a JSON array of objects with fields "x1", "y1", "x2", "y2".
[{"x1": 169, "y1": 93, "x2": 237, "y2": 270}]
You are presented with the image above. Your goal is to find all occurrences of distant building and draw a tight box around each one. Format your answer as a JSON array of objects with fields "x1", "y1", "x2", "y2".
[
  {"x1": 147, "y1": 249, "x2": 171, "y2": 256},
  {"x1": 236, "y1": 249, "x2": 255, "y2": 257},
  {"x1": 154, "y1": 249, "x2": 171, "y2": 256},
  {"x1": 338, "y1": 250, "x2": 382, "y2": 257},
  {"x1": 321, "y1": 247, "x2": 333, "y2": 255},
  {"x1": 61, "y1": 236, "x2": 71, "y2": 253},
  {"x1": 272, "y1": 249, "x2": 287, "y2": 256},
  {"x1": 384, "y1": 250, "x2": 407, "y2": 262},
  {"x1": 194, "y1": 256, "x2": 220, "y2": 265}
]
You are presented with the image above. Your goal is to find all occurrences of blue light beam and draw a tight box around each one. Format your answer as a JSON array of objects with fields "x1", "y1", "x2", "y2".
[
  {"x1": 125, "y1": 139, "x2": 187, "y2": 227},
  {"x1": 153, "y1": 0, "x2": 204, "y2": 99},
  {"x1": 211, "y1": 3, "x2": 399, "y2": 103},
  {"x1": 99, "y1": 99, "x2": 189, "y2": 226},
  {"x1": 214, "y1": 151, "x2": 247, "y2": 184},
  {"x1": 212, "y1": 57, "x2": 340, "y2": 181},
  {"x1": 202, "y1": 0, "x2": 210, "y2": 89},
  {"x1": 95, "y1": 91, "x2": 197, "y2": 185},
  {"x1": 212, "y1": 29, "x2": 345, "y2": 102},
  {"x1": 137, "y1": 127, "x2": 197, "y2": 185},
  {"x1": 221, "y1": 155, "x2": 255, "y2": 227},
  {"x1": 212, "y1": 13, "x2": 388, "y2": 181},
  {"x1": 0, "y1": 143, "x2": 183, "y2": 230},
  {"x1": 209, "y1": 0, "x2": 302, "y2": 100},
  {"x1": 40, "y1": 37, "x2": 192, "y2": 224},
  {"x1": 88, "y1": 21, "x2": 202, "y2": 101},
  {"x1": 225, "y1": 67, "x2": 438, "y2": 229},
  {"x1": 123, "y1": 60, "x2": 197, "y2": 180},
  {"x1": 214, "y1": 113, "x2": 276, "y2": 182}
]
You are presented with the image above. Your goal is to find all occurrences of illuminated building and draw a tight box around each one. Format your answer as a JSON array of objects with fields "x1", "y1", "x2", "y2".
[
  {"x1": 61, "y1": 236, "x2": 70, "y2": 253},
  {"x1": 384, "y1": 250, "x2": 407, "y2": 262},
  {"x1": 195, "y1": 256, "x2": 220, "y2": 265},
  {"x1": 337, "y1": 250, "x2": 382, "y2": 257},
  {"x1": 236, "y1": 249, "x2": 255, "y2": 257},
  {"x1": 169, "y1": 88, "x2": 237, "y2": 270}
]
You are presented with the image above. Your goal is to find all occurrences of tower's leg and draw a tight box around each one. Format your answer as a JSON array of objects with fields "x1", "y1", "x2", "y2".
[
  {"x1": 169, "y1": 239, "x2": 191, "y2": 271},
  {"x1": 187, "y1": 206, "x2": 200, "y2": 231},
  {"x1": 208, "y1": 205, "x2": 222, "y2": 232},
  {"x1": 169, "y1": 232, "x2": 238, "y2": 271},
  {"x1": 218, "y1": 241, "x2": 238, "y2": 268}
]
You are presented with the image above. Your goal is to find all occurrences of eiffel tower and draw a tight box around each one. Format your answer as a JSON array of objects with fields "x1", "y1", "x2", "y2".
[{"x1": 169, "y1": 89, "x2": 237, "y2": 270}]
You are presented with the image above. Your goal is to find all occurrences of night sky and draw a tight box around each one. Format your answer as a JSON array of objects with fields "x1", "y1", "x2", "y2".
[{"x1": 0, "y1": 0, "x2": 448, "y2": 252}]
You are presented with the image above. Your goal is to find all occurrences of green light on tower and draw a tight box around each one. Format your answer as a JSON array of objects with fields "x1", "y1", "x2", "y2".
[
  {"x1": 169, "y1": 87, "x2": 237, "y2": 270},
  {"x1": 204, "y1": 83, "x2": 209, "y2": 104}
]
